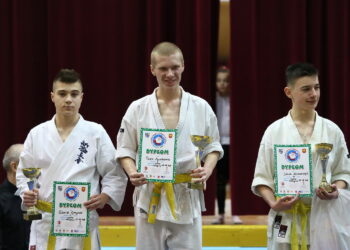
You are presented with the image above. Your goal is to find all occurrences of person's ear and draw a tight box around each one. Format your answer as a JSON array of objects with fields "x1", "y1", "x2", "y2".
[
  {"x1": 150, "y1": 64, "x2": 156, "y2": 76},
  {"x1": 51, "y1": 92, "x2": 55, "y2": 102},
  {"x1": 284, "y1": 86, "x2": 292, "y2": 99},
  {"x1": 10, "y1": 161, "x2": 18, "y2": 173}
]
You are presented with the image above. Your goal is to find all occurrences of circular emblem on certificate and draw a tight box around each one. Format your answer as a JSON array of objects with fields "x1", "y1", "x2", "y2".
[
  {"x1": 64, "y1": 186, "x2": 79, "y2": 201},
  {"x1": 285, "y1": 149, "x2": 300, "y2": 163},
  {"x1": 151, "y1": 133, "x2": 166, "y2": 147}
]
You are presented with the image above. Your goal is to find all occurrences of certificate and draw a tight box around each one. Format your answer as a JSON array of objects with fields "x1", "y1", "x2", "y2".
[
  {"x1": 51, "y1": 182, "x2": 90, "y2": 237},
  {"x1": 274, "y1": 145, "x2": 313, "y2": 197},
  {"x1": 138, "y1": 128, "x2": 177, "y2": 183}
]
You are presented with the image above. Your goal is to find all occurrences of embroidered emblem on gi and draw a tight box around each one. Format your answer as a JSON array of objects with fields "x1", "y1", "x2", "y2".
[
  {"x1": 120, "y1": 128, "x2": 124, "y2": 133},
  {"x1": 151, "y1": 133, "x2": 166, "y2": 147},
  {"x1": 64, "y1": 186, "x2": 79, "y2": 201},
  {"x1": 285, "y1": 149, "x2": 300, "y2": 163},
  {"x1": 75, "y1": 140, "x2": 89, "y2": 164}
]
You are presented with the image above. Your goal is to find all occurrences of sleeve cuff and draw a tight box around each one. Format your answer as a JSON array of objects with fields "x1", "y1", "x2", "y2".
[
  {"x1": 203, "y1": 142, "x2": 224, "y2": 160},
  {"x1": 116, "y1": 148, "x2": 137, "y2": 161},
  {"x1": 251, "y1": 177, "x2": 275, "y2": 196},
  {"x1": 331, "y1": 174, "x2": 350, "y2": 190}
]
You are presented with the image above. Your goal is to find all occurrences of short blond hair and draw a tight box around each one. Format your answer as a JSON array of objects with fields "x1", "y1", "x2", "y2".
[{"x1": 150, "y1": 42, "x2": 184, "y2": 67}]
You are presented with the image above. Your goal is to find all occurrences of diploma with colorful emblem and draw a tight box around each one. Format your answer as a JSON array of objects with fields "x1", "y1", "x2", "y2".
[
  {"x1": 51, "y1": 181, "x2": 90, "y2": 237},
  {"x1": 138, "y1": 128, "x2": 177, "y2": 183},
  {"x1": 274, "y1": 145, "x2": 313, "y2": 197}
]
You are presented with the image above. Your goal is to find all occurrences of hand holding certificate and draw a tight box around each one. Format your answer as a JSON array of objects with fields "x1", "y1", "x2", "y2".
[
  {"x1": 138, "y1": 128, "x2": 177, "y2": 183},
  {"x1": 51, "y1": 182, "x2": 90, "y2": 237},
  {"x1": 274, "y1": 145, "x2": 313, "y2": 197}
]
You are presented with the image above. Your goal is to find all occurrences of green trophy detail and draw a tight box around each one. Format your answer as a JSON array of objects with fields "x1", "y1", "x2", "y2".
[
  {"x1": 189, "y1": 135, "x2": 212, "y2": 190},
  {"x1": 315, "y1": 143, "x2": 333, "y2": 193},
  {"x1": 22, "y1": 168, "x2": 42, "y2": 220}
]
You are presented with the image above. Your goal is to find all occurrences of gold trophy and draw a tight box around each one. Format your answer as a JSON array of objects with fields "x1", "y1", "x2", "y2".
[
  {"x1": 22, "y1": 168, "x2": 42, "y2": 220},
  {"x1": 189, "y1": 135, "x2": 212, "y2": 190},
  {"x1": 315, "y1": 143, "x2": 333, "y2": 193}
]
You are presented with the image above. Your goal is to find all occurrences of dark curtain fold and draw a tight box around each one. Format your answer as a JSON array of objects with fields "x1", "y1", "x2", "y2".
[
  {"x1": 230, "y1": 0, "x2": 350, "y2": 214},
  {"x1": 0, "y1": 0, "x2": 219, "y2": 216}
]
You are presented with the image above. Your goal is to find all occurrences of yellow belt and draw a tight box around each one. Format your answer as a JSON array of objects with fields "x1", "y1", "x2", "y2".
[
  {"x1": 36, "y1": 200, "x2": 91, "y2": 250},
  {"x1": 284, "y1": 200, "x2": 311, "y2": 250},
  {"x1": 148, "y1": 173, "x2": 192, "y2": 224}
]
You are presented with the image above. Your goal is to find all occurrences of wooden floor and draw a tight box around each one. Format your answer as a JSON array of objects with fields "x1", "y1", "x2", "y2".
[{"x1": 99, "y1": 215, "x2": 267, "y2": 226}]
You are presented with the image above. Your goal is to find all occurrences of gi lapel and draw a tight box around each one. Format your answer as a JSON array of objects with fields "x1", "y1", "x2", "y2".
[{"x1": 39, "y1": 116, "x2": 85, "y2": 201}]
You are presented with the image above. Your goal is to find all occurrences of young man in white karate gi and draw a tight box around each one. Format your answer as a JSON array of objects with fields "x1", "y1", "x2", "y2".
[
  {"x1": 16, "y1": 69, "x2": 128, "y2": 250},
  {"x1": 116, "y1": 42, "x2": 223, "y2": 250},
  {"x1": 252, "y1": 63, "x2": 350, "y2": 250}
]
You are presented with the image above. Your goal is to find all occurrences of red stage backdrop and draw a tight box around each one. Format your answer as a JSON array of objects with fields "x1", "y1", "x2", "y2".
[
  {"x1": 230, "y1": 0, "x2": 350, "y2": 215},
  {"x1": 0, "y1": 0, "x2": 219, "y2": 216}
]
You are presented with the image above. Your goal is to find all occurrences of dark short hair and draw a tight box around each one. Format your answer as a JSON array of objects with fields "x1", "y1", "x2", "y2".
[
  {"x1": 52, "y1": 69, "x2": 82, "y2": 91},
  {"x1": 285, "y1": 63, "x2": 318, "y2": 86}
]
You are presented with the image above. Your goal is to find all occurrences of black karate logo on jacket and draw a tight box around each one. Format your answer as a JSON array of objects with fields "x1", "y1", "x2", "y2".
[{"x1": 75, "y1": 140, "x2": 89, "y2": 164}]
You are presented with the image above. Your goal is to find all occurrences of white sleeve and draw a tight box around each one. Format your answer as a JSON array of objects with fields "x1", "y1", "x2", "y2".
[
  {"x1": 251, "y1": 131, "x2": 275, "y2": 196},
  {"x1": 330, "y1": 129, "x2": 350, "y2": 187},
  {"x1": 96, "y1": 126, "x2": 128, "y2": 211},
  {"x1": 16, "y1": 131, "x2": 35, "y2": 210},
  {"x1": 116, "y1": 108, "x2": 138, "y2": 161},
  {"x1": 16, "y1": 132, "x2": 36, "y2": 196},
  {"x1": 203, "y1": 105, "x2": 224, "y2": 159}
]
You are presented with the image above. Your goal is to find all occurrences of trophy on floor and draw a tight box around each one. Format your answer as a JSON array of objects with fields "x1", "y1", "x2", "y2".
[
  {"x1": 22, "y1": 168, "x2": 42, "y2": 220},
  {"x1": 189, "y1": 135, "x2": 212, "y2": 190},
  {"x1": 315, "y1": 143, "x2": 333, "y2": 193}
]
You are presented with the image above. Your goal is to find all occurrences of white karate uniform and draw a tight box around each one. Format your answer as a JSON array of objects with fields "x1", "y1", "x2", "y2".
[
  {"x1": 16, "y1": 115, "x2": 128, "y2": 250},
  {"x1": 252, "y1": 111, "x2": 350, "y2": 250},
  {"x1": 116, "y1": 88, "x2": 223, "y2": 249}
]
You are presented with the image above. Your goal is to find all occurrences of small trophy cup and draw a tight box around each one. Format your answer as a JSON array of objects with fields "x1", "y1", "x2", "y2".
[
  {"x1": 22, "y1": 168, "x2": 42, "y2": 220},
  {"x1": 189, "y1": 135, "x2": 212, "y2": 190},
  {"x1": 315, "y1": 143, "x2": 333, "y2": 193}
]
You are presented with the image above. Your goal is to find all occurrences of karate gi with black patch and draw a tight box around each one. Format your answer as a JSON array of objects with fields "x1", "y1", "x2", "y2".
[{"x1": 16, "y1": 116, "x2": 128, "y2": 250}]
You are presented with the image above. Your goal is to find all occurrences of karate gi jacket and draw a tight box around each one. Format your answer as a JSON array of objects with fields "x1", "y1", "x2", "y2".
[
  {"x1": 116, "y1": 88, "x2": 223, "y2": 224},
  {"x1": 16, "y1": 115, "x2": 128, "y2": 250},
  {"x1": 252, "y1": 111, "x2": 350, "y2": 248}
]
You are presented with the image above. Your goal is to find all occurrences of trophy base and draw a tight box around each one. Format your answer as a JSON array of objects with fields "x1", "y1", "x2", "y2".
[
  {"x1": 23, "y1": 213, "x2": 42, "y2": 221},
  {"x1": 188, "y1": 182, "x2": 204, "y2": 190},
  {"x1": 319, "y1": 183, "x2": 333, "y2": 193}
]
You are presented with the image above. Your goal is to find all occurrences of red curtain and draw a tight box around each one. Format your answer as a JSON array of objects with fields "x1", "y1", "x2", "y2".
[
  {"x1": 230, "y1": 0, "x2": 350, "y2": 214},
  {"x1": 0, "y1": 0, "x2": 219, "y2": 216}
]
